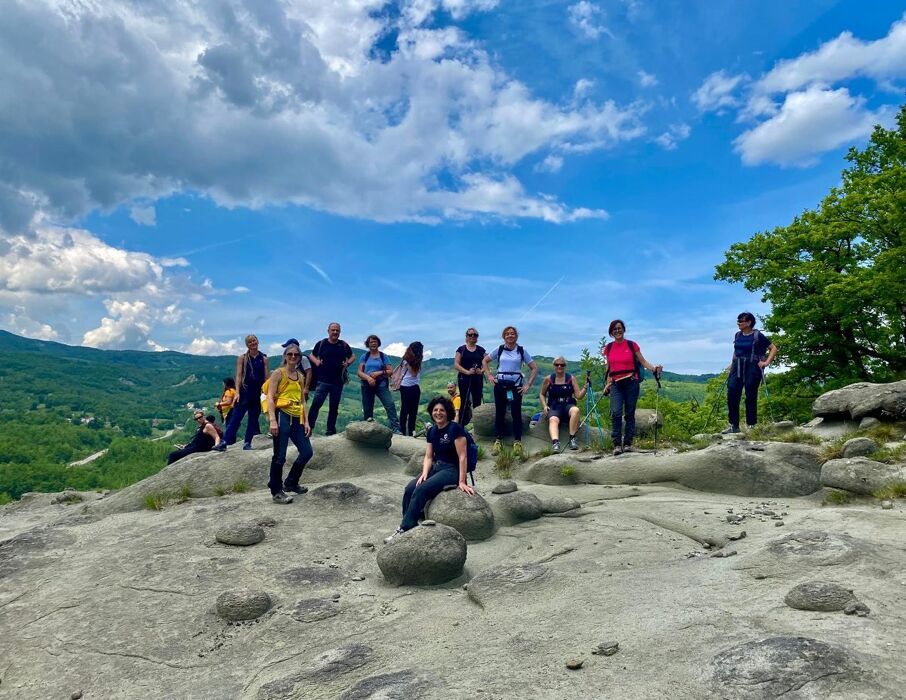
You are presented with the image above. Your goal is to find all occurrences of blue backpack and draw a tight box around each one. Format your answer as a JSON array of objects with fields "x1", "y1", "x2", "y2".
[{"x1": 428, "y1": 425, "x2": 478, "y2": 484}]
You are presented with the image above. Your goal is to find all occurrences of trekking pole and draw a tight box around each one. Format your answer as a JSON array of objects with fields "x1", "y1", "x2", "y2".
[
  {"x1": 700, "y1": 373, "x2": 729, "y2": 434},
  {"x1": 583, "y1": 371, "x2": 591, "y2": 447},
  {"x1": 653, "y1": 369, "x2": 662, "y2": 455},
  {"x1": 761, "y1": 370, "x2": 774, "y2": 424}
]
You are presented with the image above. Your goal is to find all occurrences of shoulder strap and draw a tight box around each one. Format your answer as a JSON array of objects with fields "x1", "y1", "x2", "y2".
[
  {"x1": 517, "y1": 345, "x2": 525, "y2": 362},
  {"x1": 496, "y1": 345, "x2": 505, "y2": 366}
]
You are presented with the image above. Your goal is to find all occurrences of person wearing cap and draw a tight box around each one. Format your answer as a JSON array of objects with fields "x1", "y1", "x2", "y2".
[
  {"x1": 282, "y1": 338, "x2": 312, "y2": 401},
  {"x1": 724, "y1": 312, "x2": 777, "y2": 433},
  {"x1": 168, "y1": 410, "x2": 222, "y2": 464}
]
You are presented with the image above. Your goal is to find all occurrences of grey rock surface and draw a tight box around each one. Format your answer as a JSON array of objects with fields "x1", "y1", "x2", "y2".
[
  {"x1": 842, "y1": 437, "x2": 879, "y2": 458},
  {"x1": 215, "y1": 522, "x2": 265, "y2": 546},
  {"x1": 216, "y1": 589, "x2": 272, "y2": 621},
  {"x1": 471, "y1": 402, "x2": 530, "y2": 438},
  {"x1": 340, "y1": 670, "x2": 429, "y2": 700},
  {"x1": 540, "y1": 495, "x2": 581, "y2": 514},
  {"x1": 784, "y1": 581, "x2": 856, "y2": 611},
  {"x1": 345, "y1": 421, "x2": 393, "y2": 449},
  {"x1": 493, "y1": 491, "x2": 544, "y2": 525},
  {"x1": 491, "y1": 480, "x2": 517, "y2": 494},
  {"x1": 467, "y1": 563, "x2": 549, "y2": 607},
  {"x1": 376, "y1": 523, "x2": 467, "y2": 585},
  {"x1": 389, "y1": 435, "x2": 425, "y2": 462},
  {"x1": 309, "y1": 482, "x2": 395, "y2": 510},
  {"x1": 859, "y1": 416, "x2": 881, "y2": 430},
  {"x1": 425, "y1": 489, "x2": 495, "y2": 541},
  {"x1": 812, "y1": 379, "x2": 906, "y2": 420},
  {"x1": 821, "y1": 457, "x2": 906, "y2": 495}
]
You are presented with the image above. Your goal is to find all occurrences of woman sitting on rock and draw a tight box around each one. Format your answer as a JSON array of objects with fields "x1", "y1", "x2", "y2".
[
  {"x1": 539, "y1": 356, "x2": 587, "y2": 453},
  {"x1": 266, "y1": 341, "x2": 314, "y2": 505},
  {"x1": 384, "y1": 396, "x2": 475, "y2": 543},
  {"x1": 167, "y1": 410, "x2": 222, "y2": 464}
]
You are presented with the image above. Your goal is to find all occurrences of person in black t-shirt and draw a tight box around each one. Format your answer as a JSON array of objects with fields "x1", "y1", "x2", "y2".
[
  {"x1": 307, "y1": 322, "x2": 356, "y2": 435},
  {"x1": 453, "y1": 327, "x2": 486, "y2": 424},
  {"x1": 384, "y1": 396, "x2": 475, "y2": 543}
]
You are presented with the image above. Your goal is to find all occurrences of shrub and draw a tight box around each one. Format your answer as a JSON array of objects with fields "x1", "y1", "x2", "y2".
[
  {"x1": 494, "y1": 448, "x2": 515, "y2": 478},
  {"x1": 0, "y1": 492, "x2": 11, "y2": 506},
  {"x1": 872, "y1": 482, "x2": 906, "y2": 500},
  {"x1": 865, "y1": 424, "x2": 898, "y2": 442},
  {"x1": 823, "y1": 489, "x2": 852, "y2": 506},
  {"x1": 144, "y1": 492, "x2": 168, "y2": 510},
  {"x1": 867, "y1": 445, "x2": 906, "y2": 465},
  {"x1": 231, "y1": 480, "x2": 250, "y2": 493}
]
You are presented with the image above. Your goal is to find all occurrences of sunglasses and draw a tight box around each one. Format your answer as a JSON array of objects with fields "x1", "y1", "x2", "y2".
[
  {"x1": 285, "y1": 352, "x2": 301, "y2": 357},
  {"x1": 194, "y1": 415, "x2": 204, "y2": 420},
  {"x1": 554, "y1": 363, "x2": 566, "y2": 367},
  {"x1": 466, "y1": 333, "x2": 478, "y2": 337}
]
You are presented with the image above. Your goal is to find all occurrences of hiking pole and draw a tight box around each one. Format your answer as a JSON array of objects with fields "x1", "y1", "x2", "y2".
[
  {"x1": 653, "y1": 369, "x2": 662, "y2": 455},
  {"x1": 760, "y1": 370, "x2": 774, "y2": 424},
  {"x1": 583, "y1": 371, "x2": 591, "y2": 447},
  {"x1": 700, "y1": 373, "x2": 729, "y2": 434}
]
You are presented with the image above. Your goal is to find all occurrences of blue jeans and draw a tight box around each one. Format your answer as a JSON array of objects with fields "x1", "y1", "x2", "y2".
[
  {"x1": 610, "y1": 376, "x2": 640, "y2": 446},
  {"x1": 222, "y1": 392, "x2": 262, "y2": 445},
  {"x1": 269, "y1": 411, "x2": 314, "y2": 495},
  {"x1": 727, "y1": 359, "x2": 762, "y2": 428},
  {"x1": 361, "y1": 380, "x2": 400, "y2": 432},
  {"x1": 308, "y1": 382, "x2": 343, "y2": 435},
  {"x1": 400, "y1": 462, "x2": 460, "y2": 530}
]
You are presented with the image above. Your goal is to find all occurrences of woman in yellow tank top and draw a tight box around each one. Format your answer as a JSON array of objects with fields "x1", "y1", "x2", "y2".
[{"x1": 266, "y1": 341, "x2": 314, "y2": 504}]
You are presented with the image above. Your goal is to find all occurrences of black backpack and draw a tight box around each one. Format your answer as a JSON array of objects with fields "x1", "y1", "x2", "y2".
[
  {"x1": 604, "y1": 340, "x2": 644, "y2": 381},
  {"x1": 733, "y1": 330, "x2": 766, "y2": 363},
  {"x1": 496, "y1": 344, "x2": 525, "y2": 368}
]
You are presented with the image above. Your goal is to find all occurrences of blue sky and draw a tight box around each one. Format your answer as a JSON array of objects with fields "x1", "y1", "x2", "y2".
[{"x1": 1, "y1": 1, "x2": 904, "y2": 372}]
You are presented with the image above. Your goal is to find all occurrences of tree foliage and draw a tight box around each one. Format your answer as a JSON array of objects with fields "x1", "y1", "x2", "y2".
[{"x1": 715, "y1": 106, "x2": 906, "y2": 382}]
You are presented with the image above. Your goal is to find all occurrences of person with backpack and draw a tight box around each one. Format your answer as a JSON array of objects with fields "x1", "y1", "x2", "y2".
[
  {"x1": 218, "y1": 334, "x2": 269, "y2": 450},
  {"x1": 602, "y1": 320, "x2": 662, "y2": 455},
  {"x1": 384, "y1": 395, "x2": 475, "y2": 543},
  {"x1": 394, "y1": 342, "x2": 424, "y2": 436},
  {"x1": 357, "y1": 334, "x2": 401, "y2": 433},
  {"x1": 307, "y1": 322, "x2": 356, "y2": 435},
  {"x1": 454, "y1": 328, "x2": 486, "y2": 424},
  {"x1": 168, "y1": 410, "x2": 222, "y2": 464},
  {"x1": 215, "y1": 377, "x2": 237, "y2": 425},
  {"x1": 539, "y1": 356, "x2": 587, "y2": 452},
  {"x1": 723, "y1": 312, "x2": 777, "y2": 434},
  {"x1": 282, "y1": 338, "x2": 312, "y2": 401},
  {"x1": 265, "y1": 341, "x2": 314, "y2": 504},
  {"x1": 482, "y1": 325, "x2": 538, "y2": 457}
]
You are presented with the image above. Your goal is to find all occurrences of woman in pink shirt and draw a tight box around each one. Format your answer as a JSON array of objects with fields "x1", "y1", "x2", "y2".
[{"x1": 602, "y1": 319, "x2": 662, "y2": 455}]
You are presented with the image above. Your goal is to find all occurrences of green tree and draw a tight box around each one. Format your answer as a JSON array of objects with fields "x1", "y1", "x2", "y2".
[{"x1": 715, "y1": 106, "x2": 906, "y2": 382}]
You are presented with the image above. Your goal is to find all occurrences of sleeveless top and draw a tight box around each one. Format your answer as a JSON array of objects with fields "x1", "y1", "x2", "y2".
[
  {"x1": 546, "y1": 374, "x2": 576, "y2": 405},
  {"x1": 186, "y1": 425, "x2": 215, "y2": 452},
  {"x1": 275, "y1": 368, "x2": 305, "y2": 419},
  {"x1": 242, "y1": 352, "x2": 267, "y2": 391}
]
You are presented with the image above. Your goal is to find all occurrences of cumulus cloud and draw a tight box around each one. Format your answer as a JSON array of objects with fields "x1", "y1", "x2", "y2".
[
  {"x1": 2, "y1": 306, "x2": 59, "y2": 341},
  {"x1": 0, "y1": 0, "x2": 640, "y2": 227},
  {"x1": 129, "y1": 205, "x2": 156, "y2": 226},
  {"x1": 383, "y1": 342, "x2": 407, "y2": 356},
  {"x1": 638, "y1": 70, "x2": 658, "y2": 88},
  {"x1": 82, "y1": 300, "x2": 165, "y2": 350},
  {"x1": 568, "y1": 1, "x2": 612, "y2": 40},
  {"x1": 692, "y1": 70, "x2": 747, "y2": 112},
  {"x1": 654, "y1": 123, "x2": 691, "y2": 150},
  {"x1": 535, "y1": 155, "x2": 564, "y2": 173},
  {"x1": 183, "y1": 336, "x2": 244, "y2": 356}
]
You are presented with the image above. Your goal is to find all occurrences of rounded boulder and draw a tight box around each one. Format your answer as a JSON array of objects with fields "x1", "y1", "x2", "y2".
[
  {"x1": 493, "y1": 491, "x2": 543, "y2": 526},
  {"x1": 841, "y1": 437, "x2": 878, "y2": 459},
  {"x1": 540, "y1": 495, "x2": 581, "y2": 514},
  {"x1": 784, "y1": 581, "x2": 855, "y2": 611},
  {"x1": 215, "y1": 523, "x2": 265, "y2": 546},
  {"x1": 216, "y1": 589, "x2": 272, "y2": 621},
  {"x1": 471, "y1": 403, "x2": 530, "y2": 438},
  {"x1": 376, "y1": 523, "x2": 467, "y2": 586},
  {"x1": 345, "y1": 421, "x2": 393, "y2": 449},
  {"x1": 425, "y1": 489, "x2": 495, "y2": 541}
]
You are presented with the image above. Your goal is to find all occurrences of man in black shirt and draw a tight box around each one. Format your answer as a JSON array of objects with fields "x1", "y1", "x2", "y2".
[{"x1": 307, "y1": 322, "x2": 355, "y2": 435}]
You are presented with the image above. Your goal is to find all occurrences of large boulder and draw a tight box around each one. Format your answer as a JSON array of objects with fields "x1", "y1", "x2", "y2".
[
  {"x1": 376, "y1": 523, "x2": 467, "y2": 585},
  {"x1": 471, "y1": 403, "x2": 530, "y2": 438},
  {"x1": 389, "y1": 435, "x2": 425, "y2": 462},
  {"x1": 784, "y1": 582, "x2": 856, "y2": 612},
  {"x1": 526, "y1": 409, "x2": 661, "y2": 443},
  {"x1": 841, "y1": 437, "x2": 878, "y2": 458},
  {"x1": 493, "y1": 491, "x2": 543, "y2": 526},
  {"x1": 812, "y1": 379, "x2": 906, "y2": 420},
  {"x1": 820, "y1": 458, "x2": 906, "y2": 495},
  {"x1": 345, "y1": 421, "x2": 393, "y2": 449},
  {"x1": 306, "y1": 434, "x2": 406, "y2": 477},
  {"x1": 520, "y1": 441, "x2": 823, "y2": 497},
  {"x1": 425, "y1": 489, "x2": 495, "y2": 541}
]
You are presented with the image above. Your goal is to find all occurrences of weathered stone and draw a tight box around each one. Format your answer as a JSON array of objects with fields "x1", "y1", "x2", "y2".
[
  {"x1": 844, "y1": 601, "x2": 870, "y2": 616},
  {"x1": 841, "y1": 437, "x2": 878, "y2": 458},
  {"x1": 279, "y1": 566, "x2": 343, "y2": 586},
  {"x1": 821, "y1": 457, "x2": 906, "y2": 495},
  {"x1": 592, "y1": 641, "x2": 619, "y2": 656},
  {"x1": 216, "y1": 589, "x2": 271, "y2": 621},
  {"x1": 565, "y1": 658, "x2": 584, "y2": 670},
  {"x1": 491, "y1": 480, "x2": 517, "y2": 494},
  {"x1": 471, "y1": 402, "x2": 531, "y2": 438},
  {"x1": 345, "y1": 421, "x2": 393, "y2": 449},
  {"x1": 881, "y1": 500, "x2": 894, "y2": 510},
  {"x1": 340, "y1": 670, "x2": 428, "y2": 700},
  {"x1": 389, "y1": 435, "x2": 425, "y2": 462},
  {"x1": 493, "y1": 491, "x2": 544, "y2": 526},
  {"x1": 467, "y1": 563, "x2": 548, "y2": 607},
  {"x1": 215, "y1": 523, "x2": 265, "y2": 546},
  {"x1": 291, "y1": 597, "x2": 340, "y2": 623},
  {"x1": 308, "y1": 482, "x2": 394, "y2": 510},
  {"x1": 540, "y1": 495, "x2": 580, "y2": 514},
  {"x1": 405, "y1": 452, "x2": 423, "y2": 476},
  {"x1": 376, "y1": 523, "x2": 467, "y2": 586},
  {"x1": 772, "y1": 420, "x2": 796, "y2": 432},
  {"x1": 859, "y1": 416, "x2": 880, "y2": 430},
  {"x1": 425, "y1": 489, "x2": 495, "y2": 541},
  {"x1": 784, "y1": 581, "x2": 855, "y2": 611},
  {"x1": 812, "y1": 379, "x2": 906, "y2": 420}
]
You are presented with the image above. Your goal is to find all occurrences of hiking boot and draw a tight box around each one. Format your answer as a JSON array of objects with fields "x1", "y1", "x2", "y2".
[
  {"x1": 622, "y1": 445, "x2": 634, "y2": 453},
  {"x1": 243, "y1": 441, "x2": 253, "y2": 450},
  {"x1": 513, "y1": 441, "x2": 523, "y2": 457},
  {"x1": 613, "y1": 445, "x2": 623, "y2": 456},
  {"x1": 383, "y1": 527, "x2": 404, "y2": 544},
  {"x1": 492, "y1": 439, "x2": 502, "y2": 456},
  {"x1": 568, "y1": 437, "x2": 579, "y2": 451},
  {"x1": 552, "y1": 440, "x2": 561, "y2": 454},
  {"x1": 720, "y1": 425, "x2": 740, "y2": 434},
  {"x1": 272, "y1": 491, "x2": 294, "y2": 505},
  {"x1": 365, "y1": 417, "x2": 374, "y2": 422},
  {"x1": 284, "y1": 484, "x2": 308, "y2": 495},
  {"x1": 212, "y1": 443, "x2": 226, "y2": 452}
]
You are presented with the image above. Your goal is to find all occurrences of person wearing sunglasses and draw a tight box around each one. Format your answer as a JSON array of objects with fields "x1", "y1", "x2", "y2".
[
  {"x1": 723, "y1": 312, "x2": 776, "y2": 434},
  {"x1": 482, "y1": 325, "x2": 538, "y2": 456},
  {"x1": 265, "y1": 341, "x2": 314, "y2": 504},
  {"x1": 539, "y1": 357, "x2": 587, "y2": 452},
  {"x1": 453, "y1": 328, "x2": 486, "y2": 425},
  {"x1": 167, "y1": 410, "x2": 222, "y2": 464}
]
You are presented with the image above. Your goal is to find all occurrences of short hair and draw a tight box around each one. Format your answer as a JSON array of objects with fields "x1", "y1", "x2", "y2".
[
  {"x1": 193, "y1": 410, "x2": 205, "y2": 419},
  {"x1": 427, "y1": 396, "x2": 456, "y2": 422},
  {"x1": 327, "y1": 322, "x2": 341, "y2": 331},
  {"x1": 465, "y1": 327, "x2": 478, "y2": 336},
  {"x1": 608, "y1": 319, "x2": 626, "y2": 335},
  {"x1": 223, "y1": 377, "x2": 236, "y2": 389},
  {"x1": 501, "y1": 325, "x2": 518, "y2": 339},
  {"x1": 553, "y1": 356, "x2": 567, "y2": 365},
  {"x1": 737, "y1": 311, "x2": 756, "y2": 327},
  {"x1": 364, "y1": 334, "x2": 381, "y2": 347}
]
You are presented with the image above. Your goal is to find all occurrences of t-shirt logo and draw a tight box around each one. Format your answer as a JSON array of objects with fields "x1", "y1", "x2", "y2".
[{"x1": 440, "y1": 433, "x2": 450, "y2": 444}]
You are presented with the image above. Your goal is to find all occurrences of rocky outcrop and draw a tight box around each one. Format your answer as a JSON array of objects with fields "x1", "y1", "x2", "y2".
[
  {"x1": 812, "y1": 380, "x2": 906, "y2": 420},
  {"x1": 821, "y1": 458, "x2": 906, "y2": 495},
  {"x1": 492, "y1": 491, "x2": 544, "y2": 526},
  {"x1": 376, "y1": 523, "x2": 467, "y2": 585},
  {"x1": 424, "y1": 489, "x2": 495, "y2": 541},
  {"x1": 345, "y1": 421, "x2": 393, "y2": 449}
]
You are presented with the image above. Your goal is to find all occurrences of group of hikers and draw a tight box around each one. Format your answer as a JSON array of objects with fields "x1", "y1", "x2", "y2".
[{"x1": 167, "y1": 314, "x2": 777, "y2": 534}]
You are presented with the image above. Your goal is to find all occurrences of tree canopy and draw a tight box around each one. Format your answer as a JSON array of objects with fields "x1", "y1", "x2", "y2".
[{"x1": 715, "y1": 105, "x2": 906, "y2": 383}]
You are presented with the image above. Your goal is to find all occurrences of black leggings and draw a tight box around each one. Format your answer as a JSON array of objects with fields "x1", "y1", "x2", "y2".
[
  {"x1": 493, "y1": 381, "x2": 523, "y2": 441},
  {"x1": 399, "y1": 385, "x2": 421, "y2": 436}
]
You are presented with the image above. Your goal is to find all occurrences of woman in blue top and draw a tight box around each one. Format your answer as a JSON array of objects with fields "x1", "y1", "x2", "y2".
[
  {"x1": 724, "y1": 312, "x2": 777, "y2": 433},
  {"x1": 384, "y1": 396, "x2": 475, "y2": 543},
  {"x1": 357, "y1": 334, "x2": 401, "y2": 433},
  {"x1": 482, "y1": 325, "x2": 538, "y2": 457}
]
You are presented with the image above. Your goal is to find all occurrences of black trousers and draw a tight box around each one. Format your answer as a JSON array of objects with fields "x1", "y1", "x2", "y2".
[
  {"x1": 399, "y1": 385, "x2": 421, "y2": 436},
  {"x1": 457, "y1": 373, "x2": 483, "y2": 412},
  {"x1": 727, "y1": 360, "x2": 762, "y2": 428},
  {"x1": 493, "y1": 381, "x2": 523, "y2": 441}
]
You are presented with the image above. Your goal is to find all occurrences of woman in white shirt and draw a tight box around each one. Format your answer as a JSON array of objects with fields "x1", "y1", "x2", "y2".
[
  {"x1": 398, "y1": 342, "x2": 424, "y2": 436},
  {"x1": 482, "y1": 326, "x2": 538, "y2": 457}
]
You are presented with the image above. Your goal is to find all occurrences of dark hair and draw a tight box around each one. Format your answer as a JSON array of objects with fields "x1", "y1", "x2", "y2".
[
  {"x1": 403, "y1": 341, "x2": 424, "y2": 374},
  {"x1": 737, "y1": 312, "x2": 756, "y2": 327},
  {"x1": 205, "y1": 414, "x2": 217, "y2": 424},
  {"x1": 427, "y1": 396, "x2": 456, "y2": 423},
  {"x1": 364, "y1": 334, "x2": 381, "y2": 347},
  {"x1": 223, "y1": 377, "x2": 236, "y2": 389},
  {"x1": 608, "y1": 319, "x2": 626, "y2": 335}
]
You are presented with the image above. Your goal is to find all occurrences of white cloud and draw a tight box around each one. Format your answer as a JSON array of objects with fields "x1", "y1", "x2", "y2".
[
  {"x1": 183, "y1": 336, "x2": 244, "y2": 356},
  {"x1": 535, "y1": 155, "x2": 564, "y2": 173},
  {"x1": 233, "y1": 286, "x2": 250, "y2": 293},
  {"x1": 129, "y1": 205, "x2": 156, "y2": 226},
  {"x1": 692, "y1": 70, "x2": 747, "y2": 112},
  {"x1": 654, "y1": 123, "x2": 691, "y2": 150},
  {"x1": 82, "y1": 299, "x2": 164, "y2": 350},
  {"x1": 383, "y1": 342, "x2": 408, "y2": 357},
  {"x1": 734, "y1": 86, "x2": 891, "y2": 167},
  {"x1": 2, "y1": 306, "x2": 59, "y2": 340},
  {"x1": 568, "y1": 2, "x2": 612, "y2": 40},
  {"x1": 574, "y1": 79, "x2": 595, "y2": 97},
  {"x1": 638, "y1": 70, "x2": 658, "y2": 88}
]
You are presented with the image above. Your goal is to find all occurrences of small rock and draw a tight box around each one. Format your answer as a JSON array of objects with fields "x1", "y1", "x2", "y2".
[
  {"x1": 421, "y1": 519, "x2": 436, "y2": 526},
  {"x1": 492, "y1": 480, "x2": 518, "y2": 494},
  {"x1": 784, "y1": 581, "x2": 855, "y2": 612},
  {"x1": 844, "y1": 601, "x2": 870, "y2": 616},
  {"x1": 728, "y1": 531, "x2": 747, "y2": 541},
  {"x1": 565, "y1": 658, "x2": 584, "y2": 670},
  {"x1": 775, "y1": 521, "x2": 785, "y2": 527},
  {"x1": 592, "y1": 641, "x2": 619, "y2": 656},
  {"x1": 858, "y1": 416, "x2": 880, "y2": 430},
  {"x1": 726, "y1": 515, "x2": 744, "y2": 524},
  {"x1": 881, "y1": 500, "x2": 893, "y2": 510},
  {"x1": 215, "y1": 523, "x2": 265, "y2": 547},
  {"x1": 711, "y1": 550, "x2": 737, "y2": 559},
  {"x1": 331, "y1": 593, "x2": 341, "y2": 600},
  {"x1": 256, "y1": 517, "x2": 278, "y2": 528},
  {"x1": 841, "y1": 436, "x2": 878, "y2": 459},
  {"x1": 216, "y1": 589, "x2": 272, "y2": 621},
  {"x1": 71, "y1": 692, "x2": 83, "y2": 700},
  {"x1": 361, "y1": 542, "x2": 375, "y2": 548},
  {"x1": 352, "y1": 575, "x2": 365, "y2": 581}
]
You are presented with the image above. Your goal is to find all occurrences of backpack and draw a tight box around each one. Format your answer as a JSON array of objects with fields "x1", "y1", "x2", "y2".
[
  {"x1": 389, "y1": 361, "x2": 407, "y2": 391},
  {"x1": 546, "y1": 373, "x2": 573, "y2": 401},
  {"x1": 734, "y1": 330, "x2": 765, "y2": 363},
  {"x1": 495, "y1": 344, "x2": 525, "y2": 374},
  {"x1": 259, "y1": 368, "x2": 304, "y2": 414},
  {"x1": 428, "y1": 425, "x2": 478, "y2": 483},
  {"x1": 604, "y1": 340, "x2": 644, "y2": 381}
]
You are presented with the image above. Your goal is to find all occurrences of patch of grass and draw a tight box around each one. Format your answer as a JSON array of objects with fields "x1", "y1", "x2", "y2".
[
  {"x1": 872, "y1": 482, "x2": 906, "y2": 500},
  {"x1": 177, "y1": 484, "x2": 192, "y2": 503},
  {"x1": 214, "y1": 486, "x2": 227, "y2": 497},
  {"x1": 0, "y1": 492, "x2": 12, "y2": 506},
  {"x1": 746, "y1": 424, "x2": 822, "y2": 445},
  {"x1": 494, "y1": 447, "x2": 516, "y2": 478},
  {"x1": 476, "y1": 444, "x2": 485, "y2": 460},
  {"x1": 818, "y1": 435, "x2": 852, "y2": 463},
  {"x1": 535, "y1": 446, "x2": 554, "y2": 458},
  {"x1": 822, "y1": 489, "x2": 852, "y2": 506},
  {"x1": 231, "y1": 480, "x2": 250, "y2": 493},
  {"x1": 677, "y1": 438, "x2": 712, "y2": 453},
  {"x1": 867, "y1": 444, "x2": 906, "y2": 464},
  {"x1": 559, "y1": 465, "x2": 576, "y2": 482},
  {"x1": 865, "y1": 423, "x2": 898, "y2": 442},
  {"x1": 143, "y1": 492, "x2": 168, "y2": 510},
  {"x1": 58, "y1": 493, "x2": 83, "y2": 505}
]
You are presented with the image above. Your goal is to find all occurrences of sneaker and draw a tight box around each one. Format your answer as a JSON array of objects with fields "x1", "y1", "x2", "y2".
[
  {"x1": 513, "y1": 441, "x2": 523, "y2": 457},
  {"x1": 383, "y1": 527, "x2": 404, "y2": 544},
  {"x1": 212, "y1": 443, "x2": 226, "y2": 452},
  {"x1": 284, "y1": 484, "x2": 308, "y2": 495},
  {"x1": 272, "y1": 491, "x2": 294, "y2": 505},
  {"x1": 568, "y1": 437, "x2": 579, "y2": 451},
  {"x1": 243, "y1": 441, "x2": 253, "y2": 450},
  {"x1": 622, "y1": 445, "x2": 634, "y2": 453},
  {"x1": 492, "y1": 439, "x2": 502, "y2": 456},
  {"x1": 745, "y1": 424, "x2": 757, "y2": 431},
  {"x1": 365, "y1": 417, "x2": 374, "y2": 422},
  {"x1": 613, "y1": 445, "x2": 623, "y2": 456},
  {"x1": 552, "y1": 440, "x2": 561, "y2": 454},
  {"x1": 720, "y1": 425, "x2": 740, "y2": 434}
]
